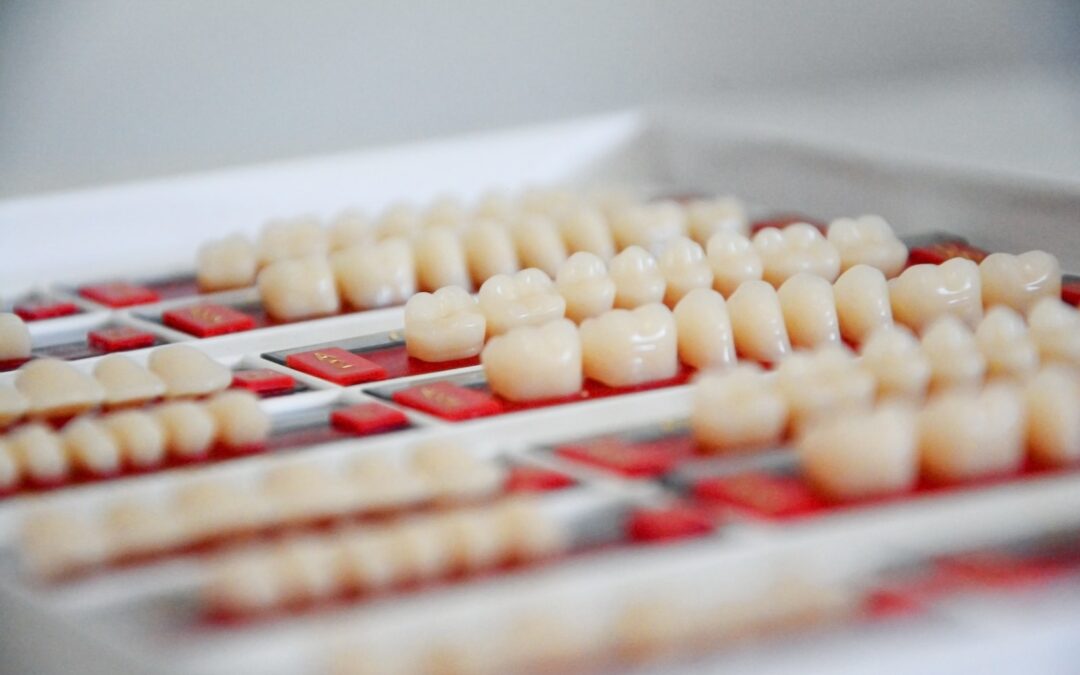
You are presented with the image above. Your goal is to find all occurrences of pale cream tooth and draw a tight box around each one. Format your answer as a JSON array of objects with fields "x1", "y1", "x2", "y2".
[
  {"x1": 258, "y1": 255, "x2": 341, "y2": 321},
  {"x1": 414, "y1": 226, "x2": 472, "y2": 292},
  {"x1": 329, "y1": 210, "x2": 376, "y2": 251},
  {"x1": 979, "y1": 251, "x2": 1061, "y2": 314},
  {"x1": 0, "y1": 386, "x2": 29, "y2": 428},
  {"x1": 584, "y1": 184, "x2": 639, "y2": 220},
  {"x1": 974, "y1": 306, "x2": 1039, "y2": 380},
  {"x1": 155, "y1": 401, "x2": 218, "y2": 459},
  {"x1": 1025, "y1": 366, "x2": 1080, "y2": 467},
  {"x1": 375, "y1": 201, "x2": 422, "y2": 241},
  {"x1": 859, "y1": 325, "x2": 931, "y2": 403},
  {"x1": 752, "y1": 224, "x2": 841, "y2": 286},
  {"x1": 580, "y1": 304, "x2": 678, "y2": 387},
  {"x1": 477, "y1": 268, "x2": 566, "y2": 336},
  {"x1": 21, "y1": 511, "x2": 105, "y2": 579},
  {"x1": 105, "y1": 501, "x2": 183, "y2": 558},
  {"x1": 463, "y1": 220, "x2": 520, "y2": 286},
  {"x1": 0, "y1": 440, "x2": 18, "y2": 490},
  {"x1": 609, "y1": 246, "x2": 666, "y2": 309},
  {"x1": 1027, "y1": 298, "x2": 1080, "y2": 368},
  {"x1": 888, "y1": 258, "x2": 983, "y2": 333},
  {"x1": 556, "y1": 205, "x2": 615, "y2": 260},
  {"x1": 411, "y1": 442, "x2": 504, "y2": 502},
  {"x1": 555, "y1": 252, "x2": 616, "y2": 323},
  {"x1": 93, "y1": 355, "x2": 166, "y2": 407},
  {"x1": 706, "y1": 231, "x2": 764, "y2": 297},
  {"x1": 472, "y1": 190, "x2": 520, "y2": 222},
  {"x1": 920, "y1": 316, "x2": 986, "y2": 392},
  {"x1": 686, "y1": 197, "x2": 749, "y2": 245},
  {"x1": 404, "y1": 286, "x2": 486, "y2": 362},
  {"x1": 349, "y1": 455, "x2": 431, "y2": 510},
  {"x1": 673, "y1": 289, "x2": 737, "y2": 371},
  {"x1": 147, "y1": 345, "x2": 231, "y2": 398},
  {"x1": 692, "y1": 364, "x2": 787, "y2": 452},
  {"x1": 826, "y1": 215, "x2": 908, "y2": 278},
  {"x1": 658, "y1": 236, "x2": 713, "y2": 306},
  {"x1": 333, "y1": 238, "x2": 416, "y2": 309},
  {"x1": 386, "y1": 518, "x2": 453, "y2": 582},
  {"x1": 15, "y1": 358, "x2": 105, "y2": 418},
  {"x1": 205, "y1": 551, "x2": 282, "y2": 614},
  {"x1": 103, "y1": 410, "x2": 166, "y2": 468},
  {"x1": 273, "y1": 537, "x2": 343, "y2": 603},
  {"x1": 833, "y1": 264, "x2": 894, "y2": 345},
  {"x1": 336, "y1": 529, "x2": 399, "y2": 592},
  {"x1": 62, "y1": 417, "x2": 121, "y2": 476},
  {"x1": 609, "y1": 201, "x2": 687, "y2": 253},
  {"x1": 777, "y1": 273, "x2": 841, "y2": 349},
  {"x1": 519, "y1": 187, "x2": 580, "y2": 218},
  {"x1": 440, "y1": 509, "x2": 507, "y2": 572},
  {"x1": 0, "y1": 313, "x2": 32, "y2": 361},
  {"x1": 775, "y1": 346, "x2": 875, "y2": 434},
  {"x1": 196, "y1": 234, "x2": 257, "y2": 292},
  {"x1": 482, "y1": 319, "x2": 582, "y2": 401},
  {"x1": 409, "y1": 441, "x2": 478, "y2": 477},
  {"x1": 495, "y1": 498, "x2": 566, "y2": 562},
  {"x1": 9, "y1": 423, "x2": 69, "y2": 482},
  {"x1": 616, "y1": 599, "x2": 692, "y2": 663},
  {"x1": 177, "y1": 480, "x2": 270, "y2": 542},
  {"x1": 797, "y1": 403, "x2": 918, "y2": 500},
  {"x1": 423, "y1": 195, "x2": 469, "y2": 230},
  {"x1": 261, "y1": 463, "x2": 359, "y2": 523},
  {"x1": 726, "y1": 280, "x2": 792, "y2": 364},
  {"x1": 205, "y1": 390, "x2": 271, "y2": 448},
  {"x1": 257, "y1": 217, "x2": 328, "y2": 267},
  {"x1": 918, "y1": 383, "x2": 1025, "y2": 482},
  {"x1": 512, "y1": 214, "x2": 568, "y2": 278}
]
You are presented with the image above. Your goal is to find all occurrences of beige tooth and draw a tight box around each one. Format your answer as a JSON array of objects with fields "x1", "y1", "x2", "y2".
[
  {"x1": 387, "y1": 518, "x2": 454, "y2": 582},
  {"x1": 979, "y1": 251, "x2": 1061, "y2": 314},
  {"x1": 584, "y1": 185, "x2": 639, "y2": 221},
  {"x1": 752, "y1": 223, "x2": 841, "y2": 286},
  {"x1": 404, "y1": 286, "x2": 486, "y2": 362},
  {"x1": 707, "y1": 231, "x2": 763, "y2": 298},
  {"x1": 274, "y1": 537, "x2": 343, "y2": 604},
  {"x1": 15, "y1": 358, "x2": 105, "y2": 418},
  {"x1": 556, "y1": 206, "x2": 615, "y2": 260},
  {"x1": 826, "y1": 215, "x2": 908, "y2": 278},
  {"x1": 859, "y1": 325, "x2": 931, "y2": 403},
  {"x1": 350, "y1": 455, "x2": 431, "y2": 510},
  {"x1": 726, "y1": 280, "x2": 792, "y2": 364},
  {"x1": 62, "y1": 417, "x2": 121, "y2": 476},
  {"x1": 1025, "y1": 366, "x2": 1080, "y2": 467},
  {"x1": 0, "y1": 313, "x2": 32, "y2": 361},
  {"x1": 105, "y1": 501, "x2": 183, "y2": 559},
  {"x1": 177, "y1": 480, "x2": 270, "y2": 541},
  {"x1": 483, "y1": 319, "x2": 582, "y2": 401},
  {"x1": 104, "y1": 410, "x2": 166, "y2": 468},
  {"x1": 520, "y1": 187, "x2": 580, "y2": 218},
  {"x1": 0, "y1": 441, "x2": 18, "y2": 491},
  {"x1": 833, "y1": 265, "x2": 894, "y2": 346},
  {"x1": 332, "y1": 238, "x2": 416, "y2": 309},
  {"x1": 512, "y1": 214, "x2": 569, "y2": 278},
  {"x1": 555, "y1": 252, "x2": 617, "y2": 323},
  {"x1": 888, "y1": 258, "x2": 983, "y2": 333},
  {"x1": 440, "y1": 509, "x2": 507, "y2": 573},
  {"x1": 337, "y1": 529, "x2": 399, "y2": 593},
  {"x1": 155, "y1": 401, "x2": 218, "y2": 459},
  {"x1": 21, "y1": 511, "x2": 105, "y2": 579},
  {"x1": 9, "y1": 423, "x2": 69, "y2": 483},
  {"x1": 609, "y1": 201, "x2": 687, "y2": 254},
  {"x1": 921, "y1": 316, "x2": 986, "y2": 392},
  {"x1": 580, "y1": 305, "x2": 679, "y2": 387},
  {"x1": 477, "y1": 268, "x2": 566, "y2": 337},
  {"x1": 147, "y1": 345, "x2": 231, "y2": 398},
  {"x1": 609, "y1": 245, "x2": 666, "y2": 309},
  {"x1": 93, "y1": 355, "x2": 166, "y2": 408},
  {"x1": 674, "y1": 288, "x2": 737, "y2": 371},
  {"x1": 692, "y1": 364, "x2": 788, "y2": 452},
  {"x1": 918, "y1": 383, "x2": 1025, "y2": 482},
  {"x1": 974, "y1": 306, "x2": 1039, "y2": 380},
  {"x1": 329, "y1": 209, "x2": 375, "y2": 251},
  {"x1": 686, "y1": 197, "x2": 749, "y2": 245},
  {"x1": 659, "y1": 236, "x2": 713, "y2": 306},
  {"x1": 423, "y1": 195, "x2": 469, "y2": 230},
  {"x1": 495, "y1": 498, "x2": 566, "y2": 562},
  {"x1": 775, "y1": 346, "x2": 876, "y2": 434},
  {"x1": 205, "y1": 391, "x2": 271, "y2": 449},
  {"x1": 414, "y1": 226, "x2": 472, "y2": 292},
  {"x1": 463, "y1": 220, "x2": 520, "y2": 286},
  {"x1": 261, "y1": 463, "x2": 359, "y2": 523},
  {"x1": 196, "y1": 234, "x2": 257, "y2": 292},
  {"x1": 205, "y1": 551, "x2": 281, "y2": 615},
  {"x1": 257, "y1": 217, "x2": 328, "y2": 267},
  {"x1": 374, "y1": 201, "x2": 422, "y2": 241},
  {"x1": 472, "y1": 190, "x2": 520, "y2": 222},
  {"x1": 777, "y1": 273, "x2": 841, "y2": 349},
  {"x1": 1028, "y1": 298, "x2": 1080, "y2": 368},
  {"x1": 258, "y1": 255, "x2": 341, "y2": 321},
  {"x1": 0, "y1": 386, "x2": 29, "y2": 428}
]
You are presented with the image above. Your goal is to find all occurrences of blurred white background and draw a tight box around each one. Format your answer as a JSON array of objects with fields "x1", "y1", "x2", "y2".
[{"x1": 1, "y1": 0, "x2": 1078, "y2": 197}]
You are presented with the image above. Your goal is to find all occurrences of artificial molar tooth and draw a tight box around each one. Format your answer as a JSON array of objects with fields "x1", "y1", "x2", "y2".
[
  {"x1": 726, "y1": 280, "x2": 791, "y2": 364},
  {"x1": 979, "y1": 251, "x2": 1061, "y2": 314},
  {"x1": 329, "y1": 209, "x2": 375, "y2": 251},
  {"x1": 686, "y1": 197, "x2": 749, "y2": 245},
  {"x1": 609, "y1": 201, "x2": 687, "y2": 254},
  {"x1": 0, "y1": 386, "x2": 29, "y2": 428},
  {"x1": 258, "y1": 255, "x2": 341, "y2": 321},
  {"x1": 833, "y1": 264, "x2": 894, "y2": 345},
  {"x1": 752, "y1": 223, "x2": 841, "y2": 287},
  {"x1": 920, "y1": 316, "x2": 986, "y2": 392},
  {"x1": 205, "y1": 390, "x2": 271, "y2": 449},
  {"x1": 196, "y1": 233, "x2": 257, "y2": 292},
  {"x1": 556, "y1": 206, "x2": 615, "y2": 260},
  {"x1": 103, "y1": 410, "x2": 166, "y2": 468},
  {"x1": 706, "y1": 231, "x2": 763, "y2": 298},
  {"x1": 61, "y1": 417, "x2": 121, "y2": 476},
  {"x1": 482, "y1": 319, "x2": 582, "y2": 401},
  {"x1": 477, "y1": 268, "x2": 565, "y2": 337},
  {"x1": 1027, "y1": 298, "x2": 1080, "y2": 368},
  {"x1": 826, "y1": 215, "x2": 908, "y2": 278},
  {"x1": 579, "y1": 304, "x2": 678, "y2": 388},
  {"x1": 404, "y1": 286, "x2": 486, "y2": 362},
  {"x1": 9, "y1": 424, "x2": 69, "y2": 483},
  {"x1": 414, "y1": 226, "x2": 472, "y2": 292},
  {"x1": 658, "y1": 236, "x2": 713, "y2": 306},
  {"x1": 609, "y1": 246, "x2": 666, "y2": 309},
  {"x1": 673, "y1": 289, "x2": 736, "y2": 371},
  {"x1": 256, "y1": 217, "x2": 328, "y2": 267},
  {"x1": 0, "y1": 313, "x2": 32, "y2": 361},
  {"x1": 155, "y1": 401, "x2": 218, "y2": 459},
  {"x1": 463, "y1": 220, "x2": 520, "y2": 286},
  {"x1": 775, "y1": 346, "x2": 875, "y2": 433},
  {"x1": 888, "y1": 258, "x2": 982, "y2": 333},
  {"x1": 1025, "y1": 366, "x2": 1080, "y2": 467},
  {"x1": 15, "y1": 358, "x2": 105, "y2": 418},
  {"x1": 974, "y1": 306, "x2": 1039, "y2": 380},
  {"x1": 918, "y1": 383, "x2": 1025, "y2": 483},
  {"x1": 692, "y1": 365, "x2": 787, "y2": 452},
  {"x1": 93, "y1": 355, "x2": 166, "y2": 408},
  {"x1": 512, "y1": 215, "x2": 568, "y2": 278},
  {"x1": 147, "y1": 345, "x2": 231, "y2": 398},
  {"x1": 555, "y1": 252, "x2": 616, "y2": 323},
  {"x1": 859, "y1": 325, "x2": 931, "y2": 403},
  {"x1": 374, "y1": 201, "x2": 422, "y2": 241},
  {"x1": 332, "y1": 238, "x2": 416, "y2": 309},
  {"x1": 777, "y1": 273, "x2": 841, "y2": 349}
]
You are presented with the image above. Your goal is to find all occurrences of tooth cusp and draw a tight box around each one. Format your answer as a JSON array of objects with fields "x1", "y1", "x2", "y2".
[
  {"x1": 979, "y1": 251, "x2": 1061, "y2": 314},
  {"x1": 658, "y1": 237, "x2": 713, "y2": 306},
  {"x1": 404, "y1": 286, "x2": 486, "y2": 362},
  {"x1": 482, "y1": 319, "x2": 582, "y2": 402},
  {"x1": 555, "y1": 252, "x2": 616, "y2": 323},
  {"x1": 889, "y1": 258, "x2": 982, "y2": 333},
  {"x1": 609, "y1": 246, "x2": 666, "y2": 309},
  {"x1": 706, "y1": 231, "x2": 762, "y2": 297},
  {"x1": 752, "y1": 224, "x2": 840, "y2": 286},
  {"x1": 826, "y1": 215, "x2": 907, "y2": 278},
  {"x1": 478, "y1": 268, "x2": 565, "y2": 337},
  {"x1": 579, "y1": 304, "x2": 678, "y2": 388}
]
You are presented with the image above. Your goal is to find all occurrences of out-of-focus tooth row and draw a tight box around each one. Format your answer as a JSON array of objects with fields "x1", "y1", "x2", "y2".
[{"x1": 0, "y1": 313, "x2": 32, "y2": 362}]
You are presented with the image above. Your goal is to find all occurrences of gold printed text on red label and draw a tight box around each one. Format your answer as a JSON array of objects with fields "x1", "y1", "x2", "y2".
[{"x1": 314, "y1": 352, "x2": 354, "y2": 369}]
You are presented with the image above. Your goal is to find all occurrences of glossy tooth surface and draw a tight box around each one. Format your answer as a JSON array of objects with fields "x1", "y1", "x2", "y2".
[
  {"x1": 155, "y1": 401, "x2": 217, "y2": 459},
  {"x1": 918, "y1": 383, "x2": 1025, "y2": 482},
  {"x1": 332, "y1": 239, "x2": 415, "y2": 309},
  {"x1": 833, "y1": 265, "x2": 894, "y2": 345},
  {"x1": 979, "y1": 251, "x2": 1061, "y2": 314},
  {"x1": 658, "y1": 237, "x2": 713, "y2": 306},
  {"x1": 557, "y1": 206, "x2": 615, "y2": 260},
  {"x1": 798, "y1": 403, "x2": 918, "y2": 500},
  {"x1": 9, "y1": 424, "x2": 68, "y2": 482},
  {"x1": 414, "y1": 226, "x2": 472, "y2": 292},
  {"x1": 686, "y1": 197, "x2": 749, "y2": 245},
  {"x1": 752, "y1": 224, "x2": 841, "y2": 286},
  {"x1": 777, "y1": 273, "x2": 841, "y2": 349},
  {"x1": 21, "y1": 511, "x2": 104, "y2": 579},
  {"x1": 775, "y1": 346, "x2": 875, "y2": 433},
  {"x1": 329, "y1": 210, "x2": 375, "y2": 251},
  {"x1": 726, "y1": 280, "x2": 791, "y2": 364},
  {"x1": 512, "y1": 215, "x2": 568, "y2": 278},
  {"x1": 93, "y1": 355, "x2": 166, "y2": 407},
  {"x1": 921, "y1": 316, "x2": 986, "y2": 392},
  {"x1": 206, "y1": 391, "x2": 270, "y2": 448},
  {"x1": 859, "y1": 325, "x2": 931, "y2": 403},
  {"x1": 706, "y1": 231, "x2": 763, "y2": 297},
  {"x1": 196, "y1": 234, "x2": 257, "y2": 292},
  {"x1": 258, "y1": 255, "x2": 341, "y2": 321},
  {"x1": 104, "y1": 410, "x2": 166, "y2": 468},
  {"x1": 15, "y1": 358, "x2": 105, "y2": 418},
  {"x1": 580, "y1": 304, "x2": 678, "y2": 388},
  {"x1": 374, "y1": 202, "x2": 422, "y2": 241},
  {"x1": 1027, "y1": 298, "x2": 1080, "y2": 368},
  {"x1": 148, "y1": 345, "x2": 231, "y2": 398},
  {"x1": 826, "y1": 215, "x2": 908, "y2": 278},
  {"x1": 609, "y1": 201, "x2": 687, "y2": 254},
  {"x1": 889, "y1": 258, "x2": 983, "y2": 333},
  {"x1": 0, "y1": 442, "x2": 16, "y2": 489},
  {"x1": 106, "y1": 501, "x2": 182, "y2": 558},
  {"x1": 482, "y1": 319, "x2": 582, "y2": 401},
  {"x1": 257, "y1": 218, "x2": 327, "y2": 266},
  {"x1": 350, "y1": 456, "x2": 430, "y2": 510},
  {"x1": 62, "y1": 418, "x2": 121, "y2": 475},
  {"x1": 405, "y1": 286, "x2": 486, "y2": 362},
  {"x1": 463, "y1": 220, "x2": 520, "y2": 286},
  {"x1": 555, "y1": 252, "x2": 616, "y2": 323},
  {"x1": 673, "y1": 289, "x2": 737, "y2": 370},
  {"x1": 0, "y1": 386, "x2": 29, "y2": 428},
  {"x1": 477, "y1": 268, "x2": 565, "y2": 336},
  {"x1": 1025, "y1": 366, "x2": 1080, "y2": 466},
  {"x1": 609, "y1": 246, "x2": 666, "y2": 309},
  {"x1": 177, "y1": 480, "x2": 269, "y2": 540},
  {"x1": 975, "y1": 306, "x2": 1039, "y2": 380},
  {"x1": 692, "y1": 365, "x2": 787, "y2": 451}
]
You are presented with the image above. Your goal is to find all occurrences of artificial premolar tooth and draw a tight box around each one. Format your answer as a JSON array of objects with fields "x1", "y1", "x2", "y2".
[
  {"x1": 752, "y1": 224, "x2": 841, "y2": 287},
  {"x1": 15, "y1": 358, "x2": 105, "y2": 418},
  {"x1": 329, "y1": 210, "x2": 375, "y2": 251},
  {"x1": 196, "y1": 234, "x2": 257, "y2": 292},
  {"x1": 692, "y1": 365, "x2": 787, "y2": 451},
  {"x1": 777, "y1": 273, "x2": 841, "y2": 349},
  {"x1": 674, "y1": 289, "x2": 737, "y2": 371},
  {"x1": 404, "y1": 286, "x2": 486, "y2": 362},
  {"x1": 859, "y1": 325, "x2": 931, "y2": 403},
  {"x1": 0, "y1": 312, "x2": 31, "y2": 361},
  {"x1": 477, "y1": 268, "x2": 566, "y2": 336},
  {"x1": 918, "y1": 383, "x2": 1025, "y2": 482},
  {"x1": 205, "y1": 391, "x2": 271, "y2": 449},
  {"x1": 556, "y1": 206, "x2": 615, "y2": 260},
  {"x1": 155, "y1": 401, "x2": 217, "y2": 459},
  {"x1": 775, "y1": 346, "x2": 875, "y2": 433},
  {"x1": 61, "y1": 418, "x2": 121, "y2": 476},
  {"x1": 0, "y1": 386, "x2": 29, "y2": 428},
  {"x1": 833, "y1": 265, "x2": 894, "y2": 345},
  {"x1": 609, "y1": 246, "x2": 666, "y2": 309},
  {"x1": 826, "y1": 215, "x2": 908, "y2": 278},
  {"x1": 482, "y1": 319, "x2": 582, "y2": 401},
  {"x1": 686, "y1": 197, "x2": 749, "y2": 245},
  {"x1": 888, "y1": 258, "x2": 983, "y2": 333},
  {"x1": 609, "y1": 201, "x2": 687, "y2": 253},
  {"x1": 920, "y1": 316, "x2": 986, "y2": 392},
  {"x1": 414, "y1": 226, "x2": 472, "y2": 292},
  {"x1": 9, "y1": 424, "x2": 69, "y2": 483},
  {"x1": 512, "y1": 215, "x2": 568, "y2": 278},
  {"x1": 258, "y1": 255, "x2": 341, "y2": 321},
  {"x1": 256, "y1": 217, "x2": 328, "y2": 267},
  {"x1": 1025, "y1": 366, "x2": 1080, "y2": 467},
  {"x1": 555, "y1": 252, "x2": 616, "y2": 323},
  {"x1": 463, "y1": 220, "x2": 520, "y2": 286},
  {"x1": 706, "y1": 231, "x2": 763, "y2": 297},
  {"x1": 93, "y1": 355, "x2": 166, "y2": 408},
  {"x1": 726, "y1": 281, "x2": 791, "y2": 364},
  {"x1": 103, "y1": 410, "x2": 166, "y2": 468},
  {"x1": 1027, "y1": 298, "x2": 1080, "y2": 368},
  {"x1": 979, "y1": 251, "x2": 1061, "y2": 314},
  {"x1": 974, "y1": 306, "x2": 1039, "y2": 380},
  {"x1": 147, "y1": 345, "x2": 231, "y2": 398},
  {"x1": 658, "y1": 237, "x2": 713, "y2": 306},
  {"x1": 580, "y1": 304, "x2": 678, "y2": 387}
]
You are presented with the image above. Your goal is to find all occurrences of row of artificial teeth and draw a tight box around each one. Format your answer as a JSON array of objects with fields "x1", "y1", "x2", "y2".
[
  {"x1": 0, "y1": 390, "x2": 267, "y2": 496},
  {"x1": 201, "y1": 497, "x2": 564, "y2": 617},
  {"x1": 18, "y1": 442, "x2": 503, "y2": 579}
]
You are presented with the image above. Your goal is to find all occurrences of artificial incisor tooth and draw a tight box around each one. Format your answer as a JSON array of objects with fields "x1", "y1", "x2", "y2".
[
  {"x1": 579, "y1": 304, "x2": 678, "y2": 388},
  {"x1": 15, "y1": 358, "x2": 105, "y2": 418},
  {"x1": 707, "y1": 231, "x2": 763, "y2": 297},
  {"x1": 512, "y1": 215, "x2": 568, "y2": 278},
  {"x1": 333, "y1": 238, "x2": 416, "y2": 310},
  {"x1": 258, "y1": 255, "x2": 341, "y2": 321},
  {"x1": 609, "y1": 202, "x2": 687, "y2": 254},
  {"x1": 777, "y1": 273, "x2": 841, "y2": 349},
  {"x1": 979, "y1": 251, "x2": 1061, "y2": 314},
  {"x1": 205, "y1": 390, "x2": 271, "y2": 449},
  {"x1": 692, "y1": 365, "x2": 787, "y2": 452},
  {"x1": 1027, "y1": 298, "x2": 1080, "y2": 368},
  {"x1": 686, "y1": 197, "x2": 749, "y2": 245},
  {"x1": 177, "y1": 480, "x2": 270, "y2": 541},
  {"x1": 609, "y1": 246, "x2": 666, "y2": 309},
  {"x1": 329, "y1": 210, "x2": 375, "y2": 251},
  {"x1": 974, "y1": 306, "x2": 1039, "y2": 380},
  {"x1": 833, "y1": 264, "x2": 894, "y2": 346},
  {"x1": 104, "y1": 410, "x2": 166, "y2": 468},
  {"x1": 673, "y1": 289, "x2": 737, "y2": 371},
  {"x1": 404, "y1": 286, "x2": 486, "y2": 362},
  {"x1": 556, "y1": 206, "x2": 615, "y2": 260},
  {"x1": 918, "y1": 383, "x2": 1025, "y2": 483},
  {"x1": 273, "y1": 537, "x2": 343, "y2": 604},
  {"x1": 477, "y1": 268, "x2": 565, "y2": 337},
  {"x1": 482, "y1": 319, "x2": 582, "y2": 401},
  {"x1": 826, "y1": 215, "x2": 908, "y2": 278},
  {"x1": 155, "y1": 401, "x2": 218, "y2": 459},
  {"x1": 62, "y1": 417, "x2": 121, "y2": 476},
  {"x1": 1025, "y1": 366, "x2": 1080, "y2": 467},
  {"x1": 920, "y1": 316, "x2": 986, "y2": 392},
  {"x1": 261, "y1": 463, "x2": 359, "y2": 522},
  {"x1": 147, "y1": 345, "x2": 231, "y2": 398},
  {"x1": 0, "y1": 313, "x2": 32, "y2": 361},
  {"x1": 9, "y1": 423, "x2": 69, "y2": 483},
  {"x1": 0, "y1": 386, "x2": 29, "y2": 428},
  {"x1": 93, "y1": 355, "x2": 166, "y2": 407},
  {"x1": 196, "y1": 234, "x2": 257, "y2": 292},
  {"x1": 775, "y1": 346, "x2": 875, "y2": 434},
  {"x1": 21, "y1": 511, "x2": 105, "y2": 579},
  {"x1": 414, "y1": 226, "x2": 472, "y2": 292},
  {"x1": 463, "y1": 220, "x2": 520, "y2": 286},
  {"x1": 658, "y1": 237, "x2": 713, "y2": 306},
  {"x1": 752, "y1": 224, "x2": 841, "y2": 286},
  {"x1": 257, "y1": 217, "x2": 328, "y2": 267},
  {"x1": 726, "y1": 280, "x2": 791, "y2": 365},
  {"x1": 555, "y1": 252, "x2": 616, "y2": 323},
  {"x1": 888, "y1": 258, "x2": 982, "y2": 333},
  {"x1": 858, "y1": 325, "x2": 931, "y2": 403}
]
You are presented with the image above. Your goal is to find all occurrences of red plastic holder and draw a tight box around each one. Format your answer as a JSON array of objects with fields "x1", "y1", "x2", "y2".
[{"x1": 285, "y1": 348, "x2": 388, "y2": 386}]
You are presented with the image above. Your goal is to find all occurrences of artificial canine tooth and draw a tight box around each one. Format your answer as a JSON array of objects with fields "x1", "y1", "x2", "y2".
[
  {"x1": 0, "y1": 386, "x2": 29, "y2": 428},
  {"x1": 329, "y1": 210, "x2": 375, "y2": 251},
  {"x1": 580, "y1": 304, "x2": 678, "y2": 388},
  {"x1": 979, "y1": 250, "x2": 1061, "y2": 314},
  {"x1": 706, "y1": 231, "x2": 763, "y2": 298},
  {"x1": 375, "y1": 201, "x2": 422, "y2": 241},
  {"x1": 93, "y1": 355, "x2": 166, "y2": 408},
  {"x1": 674, "y1": 289, "x2": 737, "y2": 371},
  {"x1": 556, "y1": 206, "x2": 616, "y2": 260},
  {"x1": 826, "y1": 215, "x2": 908, "y2": 278},
  {"x1": 0, "y1": 313, "x2": 31, "y2": 361},
  {"x1": 777, "y1": 273, "x2": 841, "y2": 349},
  {"x1": 512, "y1": 215, "x2": 568, "y2": 278},
  {"x1": 257, "y1": 217, "x2": 328, "y2": 267},
  {"x1": 609, "y1": 246, "x2": 666, "y2": 309},
  {"x1": 482, "y1": 319, "x2": 582, "y2": 401},
  {"x1": 752, "y1": 223, "x2": 841, "y2": 287},
  {"x1": 692, "y1": 364, "x2": 787, "y2": 451},
  {"x1": 609, "y1": 201, "x2": 687, "y2": 254},
  {"x1": 1027, "y1": 298, "x2": 1080, "y2": 368},
  {"x1": 859, "y1": 325, "x2": 931, "y2": 403},
  {"x1": 1025, "y1": 366, "x2": 1080, "y2": 467},
  {"x1": 414, "y1": 226, "x2": 472, "y2": 292},
  {"x1": 103, "y1": 410, "x2": 166, "y2": 468},
  {"x1": 918, "y1": 383, "x2": 1025, "y2": 482},
  {"x1": 974, "y1": 306, "x2": 1039, "y2": 380},
  {"x1": 205, "y1": 390, "x2": 271, "y2": 448},
  {"x1": 258, "y1": 255, "x2": 341, "y2": 321},
  {"x1": 920, "y1": 316, "x2": 986, "y2": 392},
  {"x1": 196, "y1": 234, "x2": 257, "y2": 292},
  {"x1": 62, "y1": 418, "x2": 121, "y2": 476},
  {"x1": 555, "y1": 252, "x2": 616, "y2": 323},
  {"x1": 147, "y1": 345, "x2": 231, "y2": 398},
  {"x1": 332, "y1": 239, "x2": 416, "y2": 309},
  {"x1": 888, "y1": 258, "x2": 983, "y2": 333},
  {"x1": 477, "y1": 268, "x2": 565, "y2": 337},
  {"x1": 775, "y1": 346, "x2": 875, "y2": 434},
  {"x1": 155, "y1": 401, "x2": 218, "y2": 459},
  {"x1": 463, "y1": 220, "x2": 520, "y2": 286},
  {"x1": 405, "y1": 286, "x2": 486, "y2": 362},
  {"x1": 21, "y1": 511, "x2": 104, "y2": 579},
  {"x1": 658, "y1": 236, "x2": 713, "y2": 306},
  {"x1": 833, "y1": 264, "x2": 894, "y2": 345},
  {"x1": 15, "y1": 358, "x2": 105, "y2": 418},
  {"x1": 9, "y1": 424, "x2": 69, "y2": 482},
  {"x1": 686, "y1": 197, "x2": 749, "y2": 245},
  {"x1": 726, "y1": 280, "x2": 791, "y2": 364}
]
